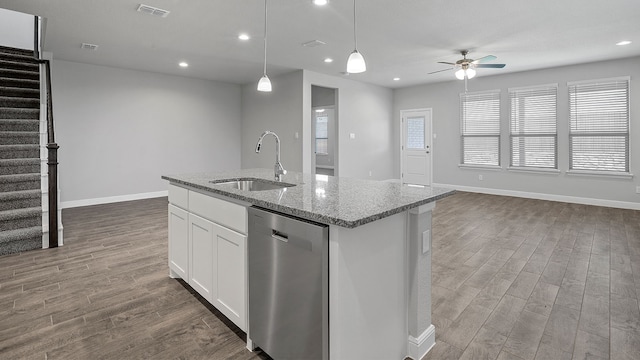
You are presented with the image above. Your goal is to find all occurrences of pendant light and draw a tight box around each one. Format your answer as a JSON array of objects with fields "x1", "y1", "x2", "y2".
[
  {"x1": 257, "y1": 0, "x2": 272, "y2": 92},
  {"x1": 346, "y1": 0, "x2": 366, "y2": 73}
]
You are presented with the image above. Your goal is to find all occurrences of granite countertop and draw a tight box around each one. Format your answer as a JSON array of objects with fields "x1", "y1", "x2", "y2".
[{"x1": 162, "y1": 168, "x2": 455, "y2": 228}]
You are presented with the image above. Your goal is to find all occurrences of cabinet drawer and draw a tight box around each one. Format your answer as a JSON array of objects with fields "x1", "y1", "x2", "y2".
[
  {"x1": 168, "y1": 184, "x2": 188, "y2": 209},
  {"x1": 188, "y1": 190, "x2": 247, "y2": 234}
]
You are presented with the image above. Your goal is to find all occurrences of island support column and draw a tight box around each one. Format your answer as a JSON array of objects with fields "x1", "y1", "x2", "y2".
[{"x1": 407, "y1": 203, "x2": 436, "y2": 359}]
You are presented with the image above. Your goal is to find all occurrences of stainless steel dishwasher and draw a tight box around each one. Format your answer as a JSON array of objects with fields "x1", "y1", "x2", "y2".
[{"x1": 248, "y1": 207, "x2": 329, "y2": 360}]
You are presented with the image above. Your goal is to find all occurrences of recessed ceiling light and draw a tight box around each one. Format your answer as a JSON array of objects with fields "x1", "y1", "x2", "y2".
[
  {"x1": 179, "y1": 62, "x2": 188, "y2": 68},
  {"x1": 312, "y1": 0, "x2": 329, "y2": 6},
  {"x1": 238, "y1": 33, "x2": 250, "y2": 41},
  {"x1": 616, "y1": 40, "x2": 632, "y2": 46},
  {"x1": 324, "y1": 58, "x2": 333, "y2": 63},
  {"x1": 393, "y1": 77, "x2": 400, "y2": 81}
]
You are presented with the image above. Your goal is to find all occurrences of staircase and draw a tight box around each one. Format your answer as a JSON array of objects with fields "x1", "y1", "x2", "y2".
[{"x1": 0, "y1": 46, "x2": 44, "y2": 255}]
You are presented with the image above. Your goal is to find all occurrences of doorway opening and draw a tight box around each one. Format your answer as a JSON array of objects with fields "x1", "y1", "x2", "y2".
[{"x1": 311, "y1": 86, "x2": 338, "y2": 176}]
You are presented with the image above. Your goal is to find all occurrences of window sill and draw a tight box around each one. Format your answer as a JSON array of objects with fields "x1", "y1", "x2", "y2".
[
  {"x1": 507, "y1": 167, "x2": 561, "y2": 175},
  {"x1": 458, "y1": 164, "x2": 502, "y2": 171},
  {"x1": 566, "y1": 170, "x2": 634, "y2": 180}
]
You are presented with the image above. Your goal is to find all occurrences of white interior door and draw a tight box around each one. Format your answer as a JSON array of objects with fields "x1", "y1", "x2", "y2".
[{"x1": 401, "y1": 109, "x2": 432, "y2": 186}]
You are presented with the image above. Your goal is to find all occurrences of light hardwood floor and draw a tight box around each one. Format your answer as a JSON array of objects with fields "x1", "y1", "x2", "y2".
[{"x1": 0, "y1": 193, "x2": 638, "y2": 359}]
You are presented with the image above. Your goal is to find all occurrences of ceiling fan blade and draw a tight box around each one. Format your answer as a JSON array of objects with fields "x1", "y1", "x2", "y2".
[
  {"x1": 475, "y1": 63, "x2": 506, "y2": 68},
  {"x1": 472, "y1": 55, "x2": 497, "y2": 64},
  {"x1": 428, "y1": 67, "x2": 454, "y2": 75},
  {"x1": 437, "y1": 61, "x2": 456, "y2": 65}
]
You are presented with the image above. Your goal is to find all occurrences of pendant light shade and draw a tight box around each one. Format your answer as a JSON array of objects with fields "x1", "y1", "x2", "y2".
[
  {"x1": 455, "y1": 66, "x2": 476, "y2": 80},
  {"x1": 346, "y1": 0, "x2": 366, "y2": 73},
  {"x1": 257, "y1": 0, "x2": 272, "y2": 92},
  {"x1": 466, "y1": 68, "x2": 476, "y2": 79},
  {"x1": 257, "y1": 75, "x2": 272, "y2": 92},
  {"x1": 347, "y1": 50, "x2": 366, "y2": 73}
]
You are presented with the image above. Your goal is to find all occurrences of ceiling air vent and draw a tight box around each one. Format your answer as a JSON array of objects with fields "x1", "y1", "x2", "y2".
[
  {"x1": 302, "y1": 40, "x2": 326, "y2": 47},
  {"x1": 81, "y1": 43, "x2": 99, "y2": 51},
  {"x1": 137, "y1": 4, "x2": 170, "y2": 17}
]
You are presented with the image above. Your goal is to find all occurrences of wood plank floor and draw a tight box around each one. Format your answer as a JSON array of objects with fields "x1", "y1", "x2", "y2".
[
  {"x1": 426, "y1": 192, "x2": 640, "y2": 360},
  {"x1": 0, "y1": 193, "x2": 638, "y2": 359},
  {"x1": 0, "y1": 197, "x2": 269, "y2": 360}
]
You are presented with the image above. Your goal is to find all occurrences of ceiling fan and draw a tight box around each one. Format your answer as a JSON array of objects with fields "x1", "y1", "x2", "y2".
[{"x1": 429, "y1": 50, "x2": 506, "y2": 79}]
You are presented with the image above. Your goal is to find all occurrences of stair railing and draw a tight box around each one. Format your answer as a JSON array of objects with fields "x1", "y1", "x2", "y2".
[{"x1": 33, "y1": 16, "x2": 59, "y2": 248}]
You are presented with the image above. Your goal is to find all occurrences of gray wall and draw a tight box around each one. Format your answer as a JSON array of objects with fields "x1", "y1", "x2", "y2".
[
  {"x1": 394, "y1": 56, "x2": 640, "y2": 205},
  {"x1": 52, "y1": 60, "x2": 242, "y2": 205},
  {"x1": 0, "y1": 8, "x2": 33, "y2": 50},
  {"x1": 303, "y1": 70, "x2": 395, "y2": 180},
  {"x1": 241, "y1": 71, "x2": 304, "y2": 172}
]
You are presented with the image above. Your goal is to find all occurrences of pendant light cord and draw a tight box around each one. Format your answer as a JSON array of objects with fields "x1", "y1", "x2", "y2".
[
  {"x1": 263, "y1": 0, "x2": 268, "y2": 76},
  {"x1": 353, "y1": 0, "x2": 358, "y2": 50}
]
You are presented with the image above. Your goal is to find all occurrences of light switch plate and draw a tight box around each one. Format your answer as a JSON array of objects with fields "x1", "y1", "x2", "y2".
[
  {"x1": 350, "y1": 133, "x2": 355, "y2": 139},
  {"x1": 422, "y1": 230, "x2": 430, "y2": 254}
]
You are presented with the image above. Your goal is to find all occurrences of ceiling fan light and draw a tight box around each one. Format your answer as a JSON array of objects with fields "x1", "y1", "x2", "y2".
[
  {"x1": 257, "y1": 74, "x2": 272, "y2": 92},
  {"x1": 455, "y1": 69, "x2": 466, "y2": 80},
  {"x1": 466, "y1": 68, "x2": 476, "y2": 79},
  {"x1": 347, "y1": 50, "x2": 366, "y2": 73}
]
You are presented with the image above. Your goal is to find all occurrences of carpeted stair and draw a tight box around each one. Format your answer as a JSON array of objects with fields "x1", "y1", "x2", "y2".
[{"x1": 0, "y1": 45, "x2": 43, "y2": 255}]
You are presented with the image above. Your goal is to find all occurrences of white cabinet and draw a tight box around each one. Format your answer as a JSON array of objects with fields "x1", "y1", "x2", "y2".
[
  {"x1": 168, "y1": 184, "x2": 247, "y2": 331},
  {"x1": 168, "y1": 204, "x2": 188, "y2": 280},
  {"x1": 213, "y1": 222, "x2": 246, "y2": 329},
  {"x1": 188, "y1": 213, "x2": 215, "y2": 302}
]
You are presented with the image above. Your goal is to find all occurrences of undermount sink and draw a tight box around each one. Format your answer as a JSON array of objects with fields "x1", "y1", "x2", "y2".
[{"x1": 210, "y1": 178, "x2": 296, "y2": 192}]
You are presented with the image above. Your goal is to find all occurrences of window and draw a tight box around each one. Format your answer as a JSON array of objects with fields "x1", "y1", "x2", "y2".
[
  {"x1": 509, "y1": 84, "x2": 558, "y2": 169},
  {"x1": 315, "y1": 114, "x2": 328, "y2": 155},
  {"x1": 406, "y1": 116, "x2": 425, "y2": 149},
  {"x1": 568, "y1": 77, "x2": 630, "y2": 173},
  {"x1": 460, "y1": 90, "x2": 501, "y2": 166}
]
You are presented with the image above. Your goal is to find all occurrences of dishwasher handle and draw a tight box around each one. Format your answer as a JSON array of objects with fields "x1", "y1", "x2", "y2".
[{"x1": 271, "y1": 230, "x2": 289, "y2": 243}]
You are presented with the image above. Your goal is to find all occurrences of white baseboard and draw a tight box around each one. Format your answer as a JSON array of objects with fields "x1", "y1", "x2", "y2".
[
  {"x1": 407, "y1": 325, "x2": 435, "y2": 360},
  {"x1": 61, "y1": 191, "x2": 168, "y2": 209},
  {"x1": 433, "y1": 183, "x2": 640, "y2": 210}
]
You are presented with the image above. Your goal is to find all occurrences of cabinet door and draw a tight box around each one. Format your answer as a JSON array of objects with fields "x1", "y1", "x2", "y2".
[
  {"x1": 168, "y1": 204, "x2": 188, "y2": 279},
  {"x1": 213, "y1": 223, "x2": 246, "y2": 331},
  {"x1": 188, "y1": 213, "x2": 215, "y2": 303}
]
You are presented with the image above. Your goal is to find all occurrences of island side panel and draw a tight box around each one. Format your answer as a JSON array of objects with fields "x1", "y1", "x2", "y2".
[
  {"x1": 329, "y1": 212, "x2": 408, "y2": 360},
  {"x1": 407, "y1": 203, "x2": 435, "y2": 359}
]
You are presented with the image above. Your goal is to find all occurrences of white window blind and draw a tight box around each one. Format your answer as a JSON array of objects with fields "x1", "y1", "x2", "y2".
[
  {"x1": 509, "y1": 85, "x2": 558, "y2": 169},
  {"x1": 460, "y1": 90, "x2": 501, "y2": 166},
  {"x1": 568, "y1": 77, "x2": 630, "y2": 173}
]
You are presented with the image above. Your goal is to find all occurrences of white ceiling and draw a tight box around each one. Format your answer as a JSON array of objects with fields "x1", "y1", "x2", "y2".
[{"x1": 1, "y1": 0, "x2": 639, "y2": 88}]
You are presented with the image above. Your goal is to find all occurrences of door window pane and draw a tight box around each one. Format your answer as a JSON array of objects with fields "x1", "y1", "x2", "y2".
[{"x1": 406, "y1": 117, "x2": 425, "y2": 149}]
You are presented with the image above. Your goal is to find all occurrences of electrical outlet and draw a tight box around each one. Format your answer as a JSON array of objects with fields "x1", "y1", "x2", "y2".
[
  {"x1": 478, "y1": 174, "x2": 484, "y2": 181},
  {"x1": 369, "y1": 170, "x2": 372, "y2": 177},
  {"x1": 636, "y1": 186, "x2": 640, "y2": 194},
  {"x1": 422, "y1": 230, "x2": 431, "y2": 254},
  {"x1": 350, "y1": 133, "x2": 356, "y2": 139}
]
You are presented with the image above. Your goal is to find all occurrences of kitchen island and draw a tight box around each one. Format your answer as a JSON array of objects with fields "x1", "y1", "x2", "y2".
[{"x1": 162, "y1": 169, "x2": 454, "y2": 360}]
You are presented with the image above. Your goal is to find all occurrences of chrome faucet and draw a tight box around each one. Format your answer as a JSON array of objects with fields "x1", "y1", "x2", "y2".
[{"x1": 255, "y1": 130, "x2": 287, "y2": 181}]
